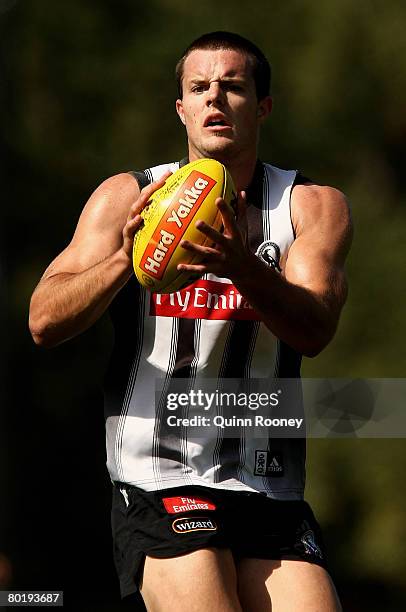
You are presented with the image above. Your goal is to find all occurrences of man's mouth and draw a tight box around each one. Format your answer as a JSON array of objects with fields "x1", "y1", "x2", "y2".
[
  {"x1": 204, "y1": 118, "x2": 231, "y2": 133},
  {"x1": 204, "y1": 115, "x2": 231, "y2": 129}
]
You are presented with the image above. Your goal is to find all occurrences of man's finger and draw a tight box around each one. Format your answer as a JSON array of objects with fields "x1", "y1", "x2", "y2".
[
  {"x1": 235, "y1": 190, "x2": 247, "y2": 221},
  {"x1": 124, "y1": 214, "x2": 143, "y2": 239},
  {"x1": 181, "y1": 240, "x2": 223, "y2": 258},
  {"x1": 177, "y1": 263, "x2": 208, "y2": 274},
  {"x1": 141, "y1": 170, "x2": 172, "y2": 196},
  {"x1": 216, "y1": 197, "x2": 239, "y2": 235},
  {"x1": 195, "y1": 219, "x2": 227, "y2": 246},
  {"x1": 236, "y1": 190, "x2": 248, "y2": 245},
  {"x1": 130, "y1": 171, "x2": 172, "y2": 217}
]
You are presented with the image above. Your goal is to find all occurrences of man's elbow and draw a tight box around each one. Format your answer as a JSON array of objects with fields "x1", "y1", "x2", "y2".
[
  {"x1": 29, "y1": 316, "x2": 55, "y2": 348},
  {"x1": 301, "y1": 327, "x2": 336, "y2": 358},
  {"x1": 302, "y1": 344, "x2": 325, "y2": 358},
  {"x1": 29, "y1": 299, "x2": 59, "y2": 348},
  {"x1": 30, "y1": 331, "x2": 56, "y2": 349}
]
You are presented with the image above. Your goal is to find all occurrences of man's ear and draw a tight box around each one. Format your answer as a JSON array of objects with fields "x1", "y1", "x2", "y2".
[
  {"x1": 257, "y1": 96, "x2": 273, "y2": 122},
  {"x1": 176, "y1": 99, "x2": 186, "y2": 125}
]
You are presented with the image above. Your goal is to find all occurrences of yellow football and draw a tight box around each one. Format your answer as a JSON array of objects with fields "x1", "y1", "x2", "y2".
[{"x1": 133, "y1": 158, "x2": 237, "y2": 293}]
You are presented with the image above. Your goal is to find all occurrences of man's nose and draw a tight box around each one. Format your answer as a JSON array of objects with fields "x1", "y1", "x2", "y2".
[{"x1": 206, "y1": 82, "x2": 225, "y2": 106}]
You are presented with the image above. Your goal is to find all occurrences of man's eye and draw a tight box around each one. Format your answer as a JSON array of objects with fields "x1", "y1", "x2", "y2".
[
  {"x1": 227, "y1": 84, "x2": 243, "y2": 92},
  {"x1": 191, "y1": 86, "x2": 205, "y2": 93}
]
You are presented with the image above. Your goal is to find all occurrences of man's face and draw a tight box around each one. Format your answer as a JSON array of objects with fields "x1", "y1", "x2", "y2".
[{"x1": 176, "y1": 48, "x2": 272, "y2": 164}]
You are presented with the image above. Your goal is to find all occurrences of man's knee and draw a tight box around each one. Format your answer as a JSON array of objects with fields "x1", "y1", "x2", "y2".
[
  {"x1": 140, "y1": 548, "x2": 242, "y2": 612},
  {"x1": 236, "y1": 558, "x2": 342, "y2": 612}
]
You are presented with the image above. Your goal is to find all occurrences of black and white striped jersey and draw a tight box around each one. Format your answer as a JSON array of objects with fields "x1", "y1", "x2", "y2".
[{"x1": 104, "y1": 159, "x2": 306, "y2": 500}]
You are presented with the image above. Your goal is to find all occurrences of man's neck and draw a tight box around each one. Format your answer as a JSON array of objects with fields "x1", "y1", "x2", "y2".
[{"x1": 224, "y1": 156, "x2": 258, "y2": 192}]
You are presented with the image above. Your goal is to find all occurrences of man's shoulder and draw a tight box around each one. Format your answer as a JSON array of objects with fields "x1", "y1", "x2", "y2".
[
  {"x1": 292, "y1": 182, "x2": 349, "y2": 211},
  {"x1": 91, "y1": 160, "x2": 179, "y2": 205},
  {"x1": 253, "y1": 161, "x2": 352, "y2": 244},
  {"x1": 89, "y1": 171, "x2": 141, "y2": 206},
  {"x1": 291, "y1": 182, "x2": 352, "y2": 238},
  {"x1": 75, "y1": 172, "x2": 141, "y2": 237}
]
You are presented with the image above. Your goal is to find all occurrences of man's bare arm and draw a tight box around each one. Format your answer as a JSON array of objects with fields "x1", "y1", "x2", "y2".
[
  {"x1": 29, "y1": 173, "x2": 169, "y2": 348},
  {"x1": 179, "y1": 184, "x2": 353, "y2": 357}
]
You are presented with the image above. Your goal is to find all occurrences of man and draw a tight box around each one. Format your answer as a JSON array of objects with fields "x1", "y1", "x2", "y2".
[{"x1": 29, "y1": 32, "x2": 351, "y2": 611}]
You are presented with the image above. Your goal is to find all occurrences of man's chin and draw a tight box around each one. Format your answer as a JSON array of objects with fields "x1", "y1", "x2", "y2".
[{"x1": 196, "y1": 138, "x2": 236, "y2": 163}]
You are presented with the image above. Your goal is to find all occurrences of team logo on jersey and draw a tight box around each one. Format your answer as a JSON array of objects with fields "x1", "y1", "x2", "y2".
[
  {"x1": 256, "y1": 241, "x2": 281, "y2": 271},
  {"x1": 254, "y1": 450, "x2": 284, "y2": 477},
  {"x1": 301, "y1": 529, "x2": 323, "y2": 559},
  {"x1": 172, "y1": 517, "x2": 217, "y2": 534},
  {"x1": 162, "y1": 496, "x2": 216, "y2": 514}
]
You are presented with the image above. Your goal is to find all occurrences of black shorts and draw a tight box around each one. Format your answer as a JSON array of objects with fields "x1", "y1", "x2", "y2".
[{"x1": 111, "y1": 483, "x2": 328, "y2": 599}]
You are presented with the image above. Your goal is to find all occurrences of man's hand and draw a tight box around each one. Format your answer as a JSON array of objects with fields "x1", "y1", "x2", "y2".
[
  {"x1": 122, "y1": 172, "x2": 172, "y2": 261},
  {"x1": 178, "y1": 191, "x2": 252, "y2": 279}
]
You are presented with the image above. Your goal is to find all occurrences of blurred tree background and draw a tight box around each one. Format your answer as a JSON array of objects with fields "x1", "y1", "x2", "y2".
[{"x1": 2, "y1": 0, "x2": 406, "y2": 610}]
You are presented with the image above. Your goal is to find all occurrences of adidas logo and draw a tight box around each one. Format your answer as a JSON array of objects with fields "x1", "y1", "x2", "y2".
[
  {"x1": 269, "y1": 456, "x2": 283, "y2": 472},
  {"x1": 254, "y1": 450, "x2": 284, "y2": 477}
]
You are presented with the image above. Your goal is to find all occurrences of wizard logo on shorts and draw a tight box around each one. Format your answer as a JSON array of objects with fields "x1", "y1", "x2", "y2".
[
  {"x1": 255, "y1": 241, "x2": 281, "y2": 272},
  {"x1": 172, "y1": 517, "x2": 217, "y2": 534}
]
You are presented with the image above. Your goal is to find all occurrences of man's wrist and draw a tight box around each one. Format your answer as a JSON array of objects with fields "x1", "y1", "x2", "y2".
[
  {"x1": 231, "y1": 250, "x2": 272, "y2": 287},
  {"x1": 112, "y1": 248, "x2": 134, "y2": 282}
]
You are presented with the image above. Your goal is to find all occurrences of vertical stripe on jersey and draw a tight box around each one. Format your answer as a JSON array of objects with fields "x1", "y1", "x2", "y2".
[
  {"x1": 152, "y1": 318, "x2": 180, "y2": 487},
  {"x1": 263, "y1": 164, "x2": 272, "y2": 241},
  {"x1": 115, "y1": 287, "x2": 145, "y2": 480},
  {"x1": 189, "y1": 318, "x2": 202, "y2": 381},
  {"x1": 172, "y1": 319, "x2": 197, "y2": 378},
  {"x1": 275, "y1": 340, "x2": 302, "y2": 378},
  {"x1": 111, "y1": 167, "x2": 153, "y2": 481},
  {"x1": 263, "y1": 339, "x2": 305, "y2": 496},
  {"x1": 211, "y1": 320, "x2": 234, "y2": 481},
  {"x1": 158, "y1": 317, "x2": 196, "y2": 486},
  {"x1": 262, "y1": 166, "x2": 304, "y2": 496},
  {"x1": 183, "y1": 318, "x2": 202, "y2": 482},
  {"x1": 215, "y1": 320, "x2": 260, "y2": 483},
  {"x1": 144, "y1": 167, "x2": 154, "y2": 183},
  {"x1": 161, "y1": 315, "x2": 202, "y2": 485}
]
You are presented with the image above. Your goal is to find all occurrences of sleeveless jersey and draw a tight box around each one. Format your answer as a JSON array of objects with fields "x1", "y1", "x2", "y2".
[{"x1": 104, "y1": 160, "x2": 306, "y2": 500}]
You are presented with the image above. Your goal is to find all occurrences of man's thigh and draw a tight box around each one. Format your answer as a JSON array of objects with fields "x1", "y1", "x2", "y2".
[
  {"x1": 140, "y1": 547, "x2": 242, "y2": 612},
  {"x1": 236, "y1": 558, "x2": 342, "y2": 612}
]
